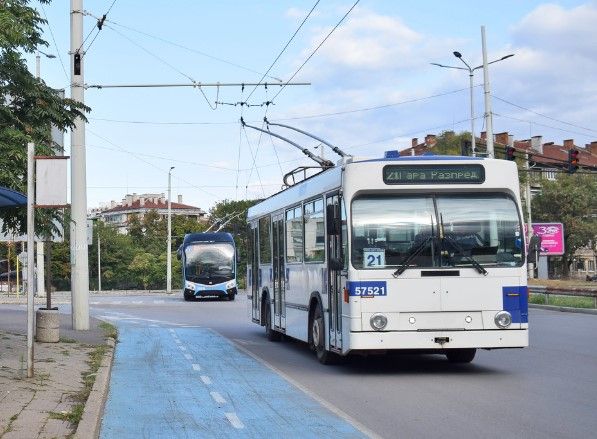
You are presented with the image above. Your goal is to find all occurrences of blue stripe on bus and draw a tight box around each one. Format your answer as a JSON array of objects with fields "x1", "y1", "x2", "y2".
[{"x1": 502, "y1": 286, "x2": 528, "y2": 323}]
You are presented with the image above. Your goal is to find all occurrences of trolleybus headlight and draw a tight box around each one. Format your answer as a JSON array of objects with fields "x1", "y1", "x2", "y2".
[
  {"x1": 226, "y1": 280, "x2": 236, "y2": 289},
  {"x1": 494, "y1": 311, "x2": 512, "y2": 328},
  {"x1": 185, "y1": 281, "x2": 195, "y2": 290},
  {"x1": 370, "y1": 314, "x2": 388, "y2": 331}
]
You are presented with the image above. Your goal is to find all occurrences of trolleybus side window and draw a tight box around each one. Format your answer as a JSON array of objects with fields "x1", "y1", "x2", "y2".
[
  {"x1": 259, "y1": 216, "x2": 272, "y2": 264},
  {"x1": 286, "y1": 206, "x2": 303, "y2": 263},
  {"x1": 304, "y1": 198, "x2": 325, "y2": 262}
]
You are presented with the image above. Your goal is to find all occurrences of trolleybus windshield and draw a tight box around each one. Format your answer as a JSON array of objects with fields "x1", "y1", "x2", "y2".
[
  {"x1": 184, "y1": 242, "x2": 235, "y2": 283},
  {"x1": 351, "y1": 193, "x2": 523, "y2": 270}
]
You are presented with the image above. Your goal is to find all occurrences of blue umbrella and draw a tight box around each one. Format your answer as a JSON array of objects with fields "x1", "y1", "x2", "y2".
[{"x1": 0, "y1": 187, "x2": 27, "y2": 208}]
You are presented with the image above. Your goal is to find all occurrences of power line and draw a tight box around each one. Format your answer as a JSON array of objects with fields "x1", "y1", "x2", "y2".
[
  {"x1": 39, "y1": 3, "x2": 69, "y2": 82},
  {"x1": 105, "y1": 18, "x2": 283, "y2": 82},
  {"x1": 272, "y1": 0, "x2": 361, "y2": 103},
  {"x1": 494, "y1": 113, "x2": 597, "y2": 140},
  {"x1": 246, "y1": 0, "x2": 320, "y2": 103},
  {"x1": 493, "y1": 95, "x2": 597, "y2": 135}
]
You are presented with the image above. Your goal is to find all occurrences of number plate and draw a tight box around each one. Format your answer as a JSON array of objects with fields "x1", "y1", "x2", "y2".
[{"x1": 347, "y1": 281, "x2": 388, "y2": 297}]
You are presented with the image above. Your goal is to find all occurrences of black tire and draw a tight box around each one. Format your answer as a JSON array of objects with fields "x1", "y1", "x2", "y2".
[
  {"x1": 445, "y1": 348, "x2": 477, "y2": 363},
  {"x1": 311, "y1": 304, "x2": 338, "y2": 365},
  {"x1": 228, "y1": 293, "x2": 235, "y2": 301},
  {"x1": 264, "y1": 299, "x2": 281, "y2": 341},
  {"x1": 184, "y1": 294, "x2": 194, "y2": 302}
]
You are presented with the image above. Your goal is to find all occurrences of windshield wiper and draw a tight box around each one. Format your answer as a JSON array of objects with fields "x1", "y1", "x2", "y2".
[
  {"x1": 393, "y1": 235, "x2": 434, "y2": 277},
  {"x1": 439, "y1": 215, "x2": 487, "y2": 276}
]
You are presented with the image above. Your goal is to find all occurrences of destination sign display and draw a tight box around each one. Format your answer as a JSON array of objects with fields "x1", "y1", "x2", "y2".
[{"x1": 383, "y1": 164, "x2": 485, "y2": 185}]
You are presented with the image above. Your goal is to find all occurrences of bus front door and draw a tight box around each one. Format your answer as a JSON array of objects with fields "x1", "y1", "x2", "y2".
[
  {"x1": 251, "y1": 225, "x2": 260, "y2": 323},
  {"x1": 326, "y1": 194, "x2": 343, "y2": 352},
  {"x1": 272, "y1": 214, "x2": 286, "y2": 330}
]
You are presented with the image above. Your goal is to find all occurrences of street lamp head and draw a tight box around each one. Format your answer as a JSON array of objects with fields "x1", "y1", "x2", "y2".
[
  {"x1": 501, "y1": 54, "x2": 515, "y2": 61},
  {"x1": 453, "y1": 51, "x2": 462, "y2": 58},
  {"x1": 169, "y1": 166, "x2": 175, "y2": 172}
]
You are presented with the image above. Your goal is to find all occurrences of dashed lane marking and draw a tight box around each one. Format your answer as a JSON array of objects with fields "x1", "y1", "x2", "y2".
[
  {"x1": 225, "y1": 412, "x2": 245, "y2": 429},
  {"x1": 192, "y1": 364, "x2": 201, "y2": 371},
  {"x1": 200, "y1": 375, "x2": 212, "y2": 385},
  {"x1": 184, "y1": 353, "x2": 192, "y2": 361},
  {"x1": 179, "y1": 345, "x2": 187, "y2": 351},
  {"x1": 210, "y1": 392, "x2": 227, "y2": 405}
]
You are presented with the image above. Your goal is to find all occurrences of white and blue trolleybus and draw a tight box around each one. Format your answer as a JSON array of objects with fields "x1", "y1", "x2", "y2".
[
  {"x1": 247, "y1": 151, "x2": 529, "y2": 364},
  {"x1": 179, "y1": 232, "x2": 238, "y2": 301}
]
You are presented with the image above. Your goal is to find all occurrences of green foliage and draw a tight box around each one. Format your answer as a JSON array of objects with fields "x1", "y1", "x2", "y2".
[
  {"x1": 429, "y1": 130, "x2": 470, "y2": 156},
  {"x1": 0, "y1": 0, "x2": 89, "y2": 237},
  {"x1": 531, "y1": 174, "x2": 597, "y2": 276}
]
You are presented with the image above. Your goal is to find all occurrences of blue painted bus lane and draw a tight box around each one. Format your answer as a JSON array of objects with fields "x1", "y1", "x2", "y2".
[{"x1": 100, "y1": 324, "x2": 367, "y2": 438}]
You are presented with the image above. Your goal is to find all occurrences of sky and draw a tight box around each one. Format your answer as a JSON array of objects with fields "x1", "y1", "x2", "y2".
[{"x1": 29, "y1": 0, "x2": 597, "y2": 212}]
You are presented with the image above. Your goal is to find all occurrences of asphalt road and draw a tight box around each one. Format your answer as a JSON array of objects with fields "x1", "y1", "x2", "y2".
[{"x1": 82, "y1": 292, "x2": 597, "y2": 439}]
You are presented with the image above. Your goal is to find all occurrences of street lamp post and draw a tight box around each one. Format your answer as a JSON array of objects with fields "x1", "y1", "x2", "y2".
[
  {"x1": 166, "y1": 167, "x2": 175, "y2": 293},
  {"x1": 431, "y1": 51, "x2": 514, "y2": 156}
]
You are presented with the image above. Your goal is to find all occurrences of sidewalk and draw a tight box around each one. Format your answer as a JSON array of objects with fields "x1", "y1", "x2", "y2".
[{"x1": 0, "y1": 310, "x2": 111, "y2": 438}]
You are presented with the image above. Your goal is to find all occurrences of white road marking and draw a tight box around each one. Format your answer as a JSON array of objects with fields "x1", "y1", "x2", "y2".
[
  {"x1": 112, "y1": 301, "x2": 122, "y2": 305},
  {"x1": 133, "y1": 300, "x2": 143, "y2": 304},
  {"x1": 168, "y1": 328, "x2": 175, "y2": 334},
  {"x1": 200, "y1": 375, "x2": 212, "y2": 385},
  {"x1": 179, "y1": 345, "x2": 187, "y2": 351},
  {"x1": 225, "y1": 412, "x2": 245, "y2": 429},
  {"x1": 90, "y1": 302, "x2": 100, "y2": 305},
  {"x1": 210, "y1": 392, "x2": 227, "y2": 404},
  {"x1": 192, "y1": 364, "x2": 201, "y2": 371},
  {"x1": 184, "y1": 353, "x2": 192, "y2": 360},
  {"x1": 174, "y1": 339, "x2": 181, "y2": 344},
  {"x1": 154, "y1": 300, "x2": 165, "y2": 304}
]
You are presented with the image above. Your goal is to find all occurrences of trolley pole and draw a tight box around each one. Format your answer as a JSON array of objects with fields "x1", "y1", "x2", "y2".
[
  {"x1": 481, "y1": 26, "x2": 495, "y2": 158},
  {"x1": 70, "y1": 0, "x2": 89, "y2": 330}
]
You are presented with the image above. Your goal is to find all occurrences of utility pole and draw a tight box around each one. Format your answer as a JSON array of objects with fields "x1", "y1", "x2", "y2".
[
  {"x1": 167, "y1": 167, "x2": 174, "y2": 293},
  {"x1": 97, "y1": 232, "x2": 101, "y2": 292},
  {"x1": 481, "y1": 26, "x2": 495, "y2": 157},
  {"x1": 525, "y1": 152, "x2": 534, "y2": 278},
  {"x1": 70, "y1": 0, "x2": 89, "y2": 330}
]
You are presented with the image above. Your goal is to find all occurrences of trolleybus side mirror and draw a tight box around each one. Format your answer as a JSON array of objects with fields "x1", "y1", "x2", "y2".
[
  {"x1": 326, "y1": 204, "x2": 341, "y2": 236},
  {"x1": 329, "y1": 257, "x2": 343, "y2": 271},
  {"x1": 527, "y1": 235, "x2": 540, "y2": 263}
]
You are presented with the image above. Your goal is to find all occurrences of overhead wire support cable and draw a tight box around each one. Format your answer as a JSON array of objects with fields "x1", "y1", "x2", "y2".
[
  {"x1": 272, "y1": 0, "x2": 361, "y2": 103},
  {"x1": 263, "y1": 117, "x2": 350, "y2": 157},
  {"x1": 85, "y1": 81, "x2": 310, "y2": 89},
  {"x1": 241, "y1": 118, "x2": 334, "y2": 168},
  {"x1": 245, "y1": 0, "x2": 321, "y2": 103}
]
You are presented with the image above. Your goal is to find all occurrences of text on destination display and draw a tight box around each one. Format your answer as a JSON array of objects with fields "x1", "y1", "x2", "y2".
[{"x1": 383, "y1": 164, "x2": 485, "y2": 184}]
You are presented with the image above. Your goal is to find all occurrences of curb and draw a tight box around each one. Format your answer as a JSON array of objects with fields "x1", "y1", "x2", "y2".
[
  {"x1": 529, "y1": 303, "x2": 597, "y2": 315},
  {"x1": 74, "y1": 338, "x2": 115, "y2": 439}
]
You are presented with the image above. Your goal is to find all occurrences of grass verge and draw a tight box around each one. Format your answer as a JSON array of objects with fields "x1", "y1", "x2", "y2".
[{"x1": 529, "y1": 293, "x2": 596, "y2": 309}]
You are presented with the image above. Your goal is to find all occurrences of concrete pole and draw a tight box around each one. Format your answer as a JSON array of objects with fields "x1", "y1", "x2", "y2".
[
  {"x1": 27, "y1": 142, "x2": 35, "y2": 378},
  {"x1": 97, "y1": 233, "x2": 101, "y2": 292},
  {"x1": 525, "y1": 153, "x2": 534, "y2": 278},
  {"x1": 167, "y1": 167, "x2": 174, "y2": 293},
  {"x1": 468, "y1": 72, "x2": 476, "y2": 156},
  {"x1": 481, "y1": 26, "x2": 494, "y2": 157},
  {"x1": 35, "y1": 54, "x2": 46, "y2": 300},
  {"x1": 70, "y1": 0, "x2": 89, "y2": 330}
]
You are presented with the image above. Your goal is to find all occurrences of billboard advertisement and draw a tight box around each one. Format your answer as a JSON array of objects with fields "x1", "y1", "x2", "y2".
[{"x1": 531, "y1": 223, "x2": 565, "y2": 256}]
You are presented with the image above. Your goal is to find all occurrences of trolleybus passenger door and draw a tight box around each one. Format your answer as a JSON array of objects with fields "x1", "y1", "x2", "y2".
[
  {"x1": 251, "y1": 225, "x2": 260, "y2": 323},
  {"x1": 272, "y1": 214, "x2": 286, "y2": 330},
  {"x1": 326, "y1": 194, "x2": 343, "y2": 351}
]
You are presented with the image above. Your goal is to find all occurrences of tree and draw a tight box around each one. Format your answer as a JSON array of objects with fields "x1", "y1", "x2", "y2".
[
  {"x1": 209, "y1": 199, "x2": 259, "y2": 287},
  {"x1": 531, "y1": 174, "x2": 597, "y2": 277},
  {"x1": 0, "y1": 0, "x2": 89, "y2": 236}
]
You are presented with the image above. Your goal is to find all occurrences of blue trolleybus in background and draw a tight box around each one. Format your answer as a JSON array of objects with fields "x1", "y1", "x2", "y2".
[{"x1": 178, "y1": 232, "x2": 238, "y2": 301}]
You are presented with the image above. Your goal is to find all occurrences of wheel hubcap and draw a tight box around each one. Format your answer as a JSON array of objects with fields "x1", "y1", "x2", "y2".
[{"x1": 312, "y1": 319, "x2": 321, "y2": 347}]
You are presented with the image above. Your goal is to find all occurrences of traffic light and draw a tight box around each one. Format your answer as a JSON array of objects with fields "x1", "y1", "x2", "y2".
[
  {"x1": 461, "y1": 139, "x2": 472, "y2": 156},
  {"x1": 568, "y1": 148, "x2": 579, "y2": 174},
  {"x1": 505, "y1": 146, "x2": 516, "y2": 161}
]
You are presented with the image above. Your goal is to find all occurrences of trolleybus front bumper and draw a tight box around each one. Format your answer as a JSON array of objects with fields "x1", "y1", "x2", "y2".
[{"x1": 348, "y1": 328, "x2": 528, "y2": 352}]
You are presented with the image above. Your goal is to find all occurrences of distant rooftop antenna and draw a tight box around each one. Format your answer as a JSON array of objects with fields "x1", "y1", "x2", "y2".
[
  {"x1": 263, "y1": 117, "x2": 350, "y2": 158},
  {"x1": 241, "y1": 118, "x2": 334, "y2": 169}
]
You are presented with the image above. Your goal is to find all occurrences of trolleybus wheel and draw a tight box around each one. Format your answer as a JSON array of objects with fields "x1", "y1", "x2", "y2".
[
  {"x1": 264, "y1": 299, "x2": 281, "y2": 341},
  {"x1": 445, "y1": 348, "x2": 476, "y2": 363},
  {"x1": 228, "y1": 292, "x2": 235, "y2": 301},
  {"x1": 311, "y1": 305, "x2": 338, "y2": 365}
]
